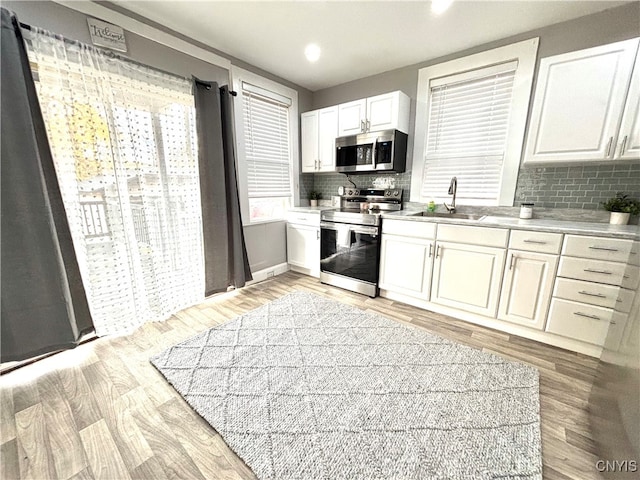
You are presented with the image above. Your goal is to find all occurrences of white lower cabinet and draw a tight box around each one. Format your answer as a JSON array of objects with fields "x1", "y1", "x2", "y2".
[
  {"x1": 373, "y1": 222, "x2": 638, "y2": 356},
  {"x1": 498, "y1": 251, "x2": 558, "y2": 330},
  {"x1": 546, "y1": 298, "x2": 613, "y2": 346},
  {"x1": 431, "y1": 241, "x2": 506, "y2": 318},
  {"x1": 545, "y1": 234, "x2": 636, "y2": 349},
  {"x1": 379, "y1": 234, "x2": 433, "y2": 300},
  {"x1": 286, "y1": 213, "x2": 320, "y2": 277},
  {"x1": 286, "y1": 224, "x2": 320, "y2": 277}
]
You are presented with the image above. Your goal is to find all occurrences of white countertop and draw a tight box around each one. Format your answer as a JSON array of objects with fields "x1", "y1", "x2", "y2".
[{"x1": 383, "y1": 210, "x2": 640, "y2": 240}]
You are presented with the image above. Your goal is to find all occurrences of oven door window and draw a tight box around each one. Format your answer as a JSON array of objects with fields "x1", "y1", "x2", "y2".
[{"x1": 320, "y1": 224, "x2": 380, "y2": 284}]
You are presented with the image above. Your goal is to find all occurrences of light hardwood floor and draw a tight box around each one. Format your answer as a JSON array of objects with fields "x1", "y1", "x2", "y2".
[{"x1": 1, "y1": 271, "x2": 603, "y2": 480}]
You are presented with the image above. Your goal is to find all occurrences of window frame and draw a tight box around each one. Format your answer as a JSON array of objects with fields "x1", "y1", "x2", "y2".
[
  {"x1": 410, "y1": 38, "x2": 539, "y2": 206},
  {"x1": 232, "y1": 66, "x2": 299, "y2": 225}
]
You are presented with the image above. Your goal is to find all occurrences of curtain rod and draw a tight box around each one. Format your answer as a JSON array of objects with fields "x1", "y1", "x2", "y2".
[
  {"x1": 194, "y1": 78, "x2": 237, "y2": 96},
  {"x1": 18, "y1": 19, "x2": 237, "y2": 96}
]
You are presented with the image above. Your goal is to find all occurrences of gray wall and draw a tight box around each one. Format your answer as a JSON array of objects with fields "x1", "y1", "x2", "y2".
[
  {"x1": 4, "y1": 0, "x2": 314, "y2": 274},
  {"x1": 309, "y1": 2, "x2": 640, "y2": 208}
]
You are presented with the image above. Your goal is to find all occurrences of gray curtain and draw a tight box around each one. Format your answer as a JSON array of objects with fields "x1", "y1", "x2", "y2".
[
  {"x1": 1, "y1": 8, "x2": 93, "y2": 362},
  {"x1": 193, "y1": 79, "x2": 252, "y2": 296}
]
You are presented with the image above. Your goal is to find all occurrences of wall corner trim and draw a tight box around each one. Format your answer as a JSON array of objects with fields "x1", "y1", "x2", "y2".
[{"x1": 52, "y1": 0, "x2": 231, "y2": 70}]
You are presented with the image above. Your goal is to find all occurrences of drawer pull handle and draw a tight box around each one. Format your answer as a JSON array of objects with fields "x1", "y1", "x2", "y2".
[
  {"x1": 523, "y1": 239, "x2": 547, "y2": 244},
  {"x1": 584, "y1": 268, "x2": 612, "y2": 275},
  {"x1": 610, "y1": 321, "x2": 617, "y2": 325},
  {"x1": 578, "y1": 291, "x2": 606, "y2": 299},
  {"x1": 574, "y1": 312, "x2": 602, "y2": 321},
  {"x1": 588, "y1": 246, "x2": 619, "y2": 252}
]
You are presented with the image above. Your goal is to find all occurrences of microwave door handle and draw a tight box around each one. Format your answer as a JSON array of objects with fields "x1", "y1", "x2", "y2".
[{"x1": 372, "y1": 137, "x2": 377, "y2": 168}]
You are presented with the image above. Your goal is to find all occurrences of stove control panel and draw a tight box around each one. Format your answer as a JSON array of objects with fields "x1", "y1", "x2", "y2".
[{"x1": 341, "y1": 188, "x2": 402, "y2": 200}]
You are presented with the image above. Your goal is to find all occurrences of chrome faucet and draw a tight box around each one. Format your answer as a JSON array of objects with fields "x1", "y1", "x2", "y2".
[{"x1": 444, "y1": 176, "x2": 457, "y2": 213}]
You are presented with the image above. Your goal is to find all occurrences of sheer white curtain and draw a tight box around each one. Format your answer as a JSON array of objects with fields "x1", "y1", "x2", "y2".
[{"x1": 26, "y1": 28, "x2": 204, "y2": 336}]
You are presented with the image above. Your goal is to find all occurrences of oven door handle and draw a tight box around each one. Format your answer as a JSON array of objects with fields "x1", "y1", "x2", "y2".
[{"x1": 320, "y1": 222, "x2": 378, "y2": 236}]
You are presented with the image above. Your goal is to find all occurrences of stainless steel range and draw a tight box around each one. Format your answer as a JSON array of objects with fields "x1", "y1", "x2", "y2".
[{"x1": 320, "y1": 188, "x2": 402, "y2": 297}]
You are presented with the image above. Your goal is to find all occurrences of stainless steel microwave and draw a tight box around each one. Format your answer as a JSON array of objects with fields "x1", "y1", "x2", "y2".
[{"x1": 335, "y1": 129, "x2": 408, "y2": 173}]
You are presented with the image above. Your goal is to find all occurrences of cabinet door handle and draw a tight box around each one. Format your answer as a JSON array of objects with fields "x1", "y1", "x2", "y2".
[
  {"x1": 428, "y1": 244, "x2": 433, "y2": 258},
  {"x1": 436, "y1": 245, "x2": 441, "y2": 259},
  {"x1": 620, "y1": 135, "x2": 628, "y2": 156},
  {"x1": 509, "y1": 254, "x2": 516, "y2": 270},
  {"x1": 316, "y1": 229, "x2": 320, "y2": 240},
  {"x1": 366, "y1": 119, "x2": 370, "y2": 132},
  {"x1": 588, "y1": 246, "x2": 619, "y2": 252},
  {"x1": 584, "y1": 268, "x2": 612, "y2": 275},
  {"x1": 360, "y1": 120, "x2": 365, "y2": 132},
  {"x1": 523, "y1": 239, "x2": 547, "y2": 244},
  {"x1": 578, "y1": 291, "x2": 606, "y2": 299},
  {"x1": 605, "y1": 136, "x2": 614, "y2": 158},
  {"x1": 574, "y1": 311, "x2": 602, "y2": 321}
]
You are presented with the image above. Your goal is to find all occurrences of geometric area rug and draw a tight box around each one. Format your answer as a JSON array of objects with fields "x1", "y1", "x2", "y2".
[{"x1": 151, "y1": 291, "x2": 542, "y2": 479}]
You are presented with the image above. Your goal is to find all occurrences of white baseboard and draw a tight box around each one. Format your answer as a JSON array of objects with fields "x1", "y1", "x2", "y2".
[
  {"x1": 380, "y1": 289, "x2": 603, "y2": 358},
  {"x1": 246, "y1": 263, "x2": 290, "y2": 285}
]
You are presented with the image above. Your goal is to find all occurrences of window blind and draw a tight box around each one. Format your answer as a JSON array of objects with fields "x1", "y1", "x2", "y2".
[
  {"x1": 421, "y1": 62, "x2": 517, "y2": 203},
  {"x1": 242, "y1": 83, "x2": 292, "y2": 199}
]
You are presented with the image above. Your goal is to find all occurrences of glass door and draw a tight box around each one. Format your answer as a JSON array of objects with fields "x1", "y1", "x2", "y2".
[{"x1": 320, "y1": 222, "x2": 380, "y2": 285}]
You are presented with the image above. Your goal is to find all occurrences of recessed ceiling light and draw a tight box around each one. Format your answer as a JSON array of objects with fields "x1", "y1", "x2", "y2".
[
  {"x1": 305, "y1": 43, "x2": 321, "y2": 63},
  {"x1": 431, "y1": 0, "x2": 454, "y2": 15}
]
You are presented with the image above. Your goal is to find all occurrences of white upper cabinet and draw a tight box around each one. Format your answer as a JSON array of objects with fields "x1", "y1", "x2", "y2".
[
  {"x1": 617, "y1": 46, "x2": 640, "y2": 160},
  {"x1": 301, "y1": 106, "x2": 338, "y2": 173},
  {"x1": 523, "y1": 38, "x2": 640, "y2": 164},
  {"x1": 338, "y1": 91, "x2": 410, "y2": 136},
  {"x1": 337, "y1": 99, "x2": 367, "y2": 136},
  {"x1": 301, "y1": 111, "x2": 319, "y2": 172},
  {"x1": 317, "y1": 107, "x2": 338, "y2": 171}
]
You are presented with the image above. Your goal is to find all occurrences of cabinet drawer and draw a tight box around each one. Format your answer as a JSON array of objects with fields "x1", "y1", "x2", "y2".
[
  {"x1": 557, "y1": 256, "x2": 640, "y2": 289},
  {"x1": 553, "y1": 277, "x2": 635, "y2": 313},
  {"x1": 546, "y1": 298, "x2": 613, "y2": 346},
  {"x1": 562, "y1": 235, "x2": 638, "y2": 264},
  {"x1": 509, "y1": 230, "x2": 563, "y2": 254},
  {"x1": 382, "y1": 219, "x2": 436, "y2": 239},
  {"x1": 286, "y1": 211, "x2": 320, "y2": 226},
  {"x1": 437, "y1": 224, "x2": 508, "y2": 248}
]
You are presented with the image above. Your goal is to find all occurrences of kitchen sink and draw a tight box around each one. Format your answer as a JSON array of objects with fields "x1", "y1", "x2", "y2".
[{"x1": 411, "y1": 212, "x2": 486, "y2": 221}]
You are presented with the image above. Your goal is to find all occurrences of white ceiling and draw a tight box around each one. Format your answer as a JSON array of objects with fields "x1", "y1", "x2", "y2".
[{"x1": 115, "y1": 1, "x2": 628, "y2": 92}]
